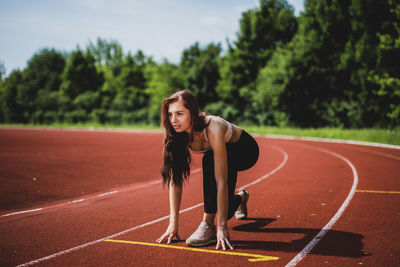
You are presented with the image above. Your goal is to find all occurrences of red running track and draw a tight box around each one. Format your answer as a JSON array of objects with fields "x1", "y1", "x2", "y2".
[{"x1": 0, "y1": 128, "x2": 399, "y2": 266}]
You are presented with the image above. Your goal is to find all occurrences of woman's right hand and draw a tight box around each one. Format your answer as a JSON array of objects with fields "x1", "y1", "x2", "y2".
[{"x1": 156, "y1": 221, "x2": 181, "y2": 244}]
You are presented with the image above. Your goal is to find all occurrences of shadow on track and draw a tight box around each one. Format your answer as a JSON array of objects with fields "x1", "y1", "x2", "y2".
[{"x1": 233, "y1": 218, "x2": 368, "y2": 258}]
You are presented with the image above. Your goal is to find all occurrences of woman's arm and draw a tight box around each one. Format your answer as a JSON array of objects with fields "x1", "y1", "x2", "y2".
[
  {"x1": 156, "y1": 181, "x2": 182, "y2": 244},
  {"x1": 206, "y1": 120, "x2": 233, "y2": 250},
  {"x1": 169, "y1": 181, "x2": 182, "y2": 225},
  {"x1": 211, "y1": 136, "x2": 228, "y2": 227}
]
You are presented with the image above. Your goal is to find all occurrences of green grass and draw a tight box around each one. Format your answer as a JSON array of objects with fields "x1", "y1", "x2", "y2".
[
  {"x1": 1, "y1": 123, "x2": 399, "y2": 146},
  {"x1": 243, "y1": 126, "x2": 400, "y2": 146}
]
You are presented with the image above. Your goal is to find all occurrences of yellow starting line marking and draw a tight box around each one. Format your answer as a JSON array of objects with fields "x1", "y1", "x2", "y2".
[
  {"x1": 105, "y1": 239, "x2": 279, "y2": 262},
  {"x1": 356, "y1": 190, "x2": 400, "y2": 194}
]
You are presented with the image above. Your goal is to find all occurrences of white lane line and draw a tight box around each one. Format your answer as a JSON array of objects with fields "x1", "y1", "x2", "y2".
[
  {"x1": 1, "y1": 169, "x2": 202, "y2": 218},
  {"x1": 285, "y1": 145, "x2": 359, "y2": 267},
  {"x1": 16, "y1": 203, "x2": 203, "y2": 267},
  {"x1": 0, "y1": 208, "x2": 43, "y2": 218},
  {"x1": 98, "y1": 191, "x2": 119, "y2": 197},
  {"x1": 16, "y1": 145, "x2": 288, "y2": 266},
  {"x1": 260, "y1": 134, "x2": 400, "y2": 150},
  {"x1": 346, "y1": 146, "x2": 400, "y2": 161},
  {"x1": 239, "y1": 145, "x2": 288, "y2": 191},
  {"x1": 71, "y1": 199, "x2": 85, "y2": 204}
]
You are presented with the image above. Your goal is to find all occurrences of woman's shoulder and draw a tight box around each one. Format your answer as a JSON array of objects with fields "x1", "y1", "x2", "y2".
[
  {"x1": 204, "y1": 115, "x2": 228, "y2": 133},
  {"x1": 205, "y1": 115, "x2": 225, "y2": 124}
]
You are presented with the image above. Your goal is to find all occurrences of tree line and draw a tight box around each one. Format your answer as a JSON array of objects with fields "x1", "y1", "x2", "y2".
[{"x1": 1, "y1": 0, "x2": 399, "y2": 128}]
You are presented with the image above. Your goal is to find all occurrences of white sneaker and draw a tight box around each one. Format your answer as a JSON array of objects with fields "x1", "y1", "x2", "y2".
[
  {"x1": 235, "y1": 190, "x2": 249, "y2": 220},
  {"x1": 186, "y1": 221, "x2": 217, "y2": 247}
]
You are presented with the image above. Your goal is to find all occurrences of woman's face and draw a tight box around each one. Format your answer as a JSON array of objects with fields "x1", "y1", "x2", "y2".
[{"x1": 168, "y1": 100, "x2": 192, "y2": 133}]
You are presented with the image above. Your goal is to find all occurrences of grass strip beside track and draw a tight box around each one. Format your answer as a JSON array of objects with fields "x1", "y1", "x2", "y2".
[
  {"x1": 104, "y1": 239, "x2": 279, "y2": 262},
  {"x1": 244, "y1": 126, "x2": 400, "y2": 146}
]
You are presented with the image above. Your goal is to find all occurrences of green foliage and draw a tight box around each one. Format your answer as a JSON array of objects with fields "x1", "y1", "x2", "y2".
[
  {"x1": 17, "y1": 49, "x2": 66, "y2": 122},
  {"x1": 203, "y1": 101, "x2": 240, "y2": 123},
  {"x1": 0, "y1": 0, "x2": 398, "y2": 129},
  {"x1": 217, "y1": 0, "x2": 297, "y2": 123},
  {"x1": 87, "y1": 38, "x2": 124, "y2": 73},
  {"x1": 0, "y1": 70, "x2": 24, "y2": 122},
  {"x1": 73, "y1": 91, "x2": 100, "y2": 112},
  {"x1": 88, "y1": 38, "x2": 124, "y2": 98},
  {"x1": 180, "y1": 42, "x2": 221, "y2": 107},
  {"x1": 114, "y1": 51, "x2": 149, "y2": 110},
  {"x1": 0, "y1": 61, "x2": 5, "y2": 82},
  {"x1": 254, "y1": 0, "x2": 399, "y2": 128},
  {"x1": 85, "y1": 39, "x2": 151, "y2": 124},
  {"x1": 145, "y1": 60, "x2": 183, "y2": 123},
  {"x1": 60, "y1": 49, "x2": 102, "y2": 100},
  {"x1": 366, "y1": 0, "x2": 400, "y2": 127}
]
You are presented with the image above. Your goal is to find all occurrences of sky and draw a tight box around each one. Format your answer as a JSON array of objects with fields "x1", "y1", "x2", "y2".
[{"x1": 0, "y1": 0, "x2": 304, "y2": 76}]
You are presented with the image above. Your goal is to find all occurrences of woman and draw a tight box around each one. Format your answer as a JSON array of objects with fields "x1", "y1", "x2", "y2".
[{"x1": 156, "y1": 90, "x2": 259, "y2": 250}]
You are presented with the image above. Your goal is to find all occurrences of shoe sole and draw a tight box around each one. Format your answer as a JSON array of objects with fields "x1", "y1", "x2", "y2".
[
  {"x1": 235, "y1": 190, "x2": 249, "y2": 220},
  {"x1": 186, "y1": 238, "x2": 217, "y2": 247}
]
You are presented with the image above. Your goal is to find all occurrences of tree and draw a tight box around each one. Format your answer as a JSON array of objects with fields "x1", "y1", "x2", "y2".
[
  {"x1": 255, "y1": 0, "x2": 360, "y2": 127},
  {"x1": 59, "y1": 49, "x2": 103, "y2": 122},
  {"x1": 87, "y1": 38, "x2": 124, "y2": 99},
  {"x1": 115, "y1": 51, "x2": 149, "y2": 108},
  {"x1": 87, "y1": 37, "x2": 124, "y2": 73},
  {"x1": 180, "y1": 42, "x2": 221, "y2": 107},
  {"x1": 60, "y1": 49, "x2": 103, "y2": 101},
  {"x1": 331, "y1": 0, "x2": 399, "y2": 127},
  {"x1": 217, "y1": 0, "x2": 297, "y2": 123},
  {"x1": 366, "y1": 0, "x2": 400, "y2": 127},
  {"x1": 145, "y1": 60, "x2": 183, "y2": 123},
  {"x1": 0, "y1": 61, "x2": 5, "y2": 82},
  {"x1": 15, "y1": 49, "x2": 65, "y2": 122},
  {"x1": 105, "y1": 51, "x2": 151, "y2": 123},
  {"x1": 255, "y1": 0, "x2": 399, "y2": 128},
  {"x1": 0, "y1": 70, "x2": 24, "y2": 122}
]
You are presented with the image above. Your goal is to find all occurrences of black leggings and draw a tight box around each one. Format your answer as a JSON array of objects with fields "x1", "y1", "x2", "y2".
[{"x1": 202, "y1": 130, "x2": 259, "y2": 220}]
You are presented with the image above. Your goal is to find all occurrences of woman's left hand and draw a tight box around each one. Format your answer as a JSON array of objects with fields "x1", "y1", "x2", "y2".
[{"x1": 216, "y1": 224, "x2": 234, "y2": 250}]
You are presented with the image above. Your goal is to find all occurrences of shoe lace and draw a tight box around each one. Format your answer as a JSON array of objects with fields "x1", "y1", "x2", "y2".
[{"x1": 192, "y1": 225, "x2": 208, "y2": 238}]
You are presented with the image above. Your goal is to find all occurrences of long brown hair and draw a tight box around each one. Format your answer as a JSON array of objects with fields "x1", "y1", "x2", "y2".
[{"x1": 160, "y1": 90, "x2": 208, "y2": 187}]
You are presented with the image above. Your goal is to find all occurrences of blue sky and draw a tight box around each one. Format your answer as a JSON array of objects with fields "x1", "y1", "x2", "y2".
[{"x1": 0, "y1": 0, "x2": 304, "y2": 76}]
